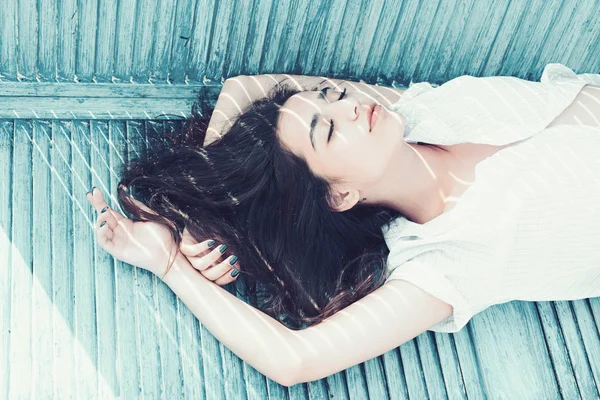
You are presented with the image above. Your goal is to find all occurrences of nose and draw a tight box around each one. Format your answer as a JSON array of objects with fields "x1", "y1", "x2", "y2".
[{"x1": 321, "y1": 96, "x2": 359, "y2": 121}]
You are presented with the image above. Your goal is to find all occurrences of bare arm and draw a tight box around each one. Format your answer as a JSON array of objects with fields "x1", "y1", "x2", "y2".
[
  {"x1": 161, "y1": 254, "x2": 452, "y2": 387},
  {"x1": 205, "y1": 74, "x2": 407, "y2": 145}
]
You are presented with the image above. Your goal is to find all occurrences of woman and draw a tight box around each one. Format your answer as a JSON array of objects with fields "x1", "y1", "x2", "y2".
[{"x1": 86, "y1": 64, "x2": 600, "y2": 387}]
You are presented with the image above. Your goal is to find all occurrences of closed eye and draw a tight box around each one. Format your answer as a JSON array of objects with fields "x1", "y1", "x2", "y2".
[{"x1": 326, "y1": 88, "x2": 347, "y2": 143}]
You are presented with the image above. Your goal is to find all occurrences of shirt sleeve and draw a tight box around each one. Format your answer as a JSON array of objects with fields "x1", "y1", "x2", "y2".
[
  {"x1": 385, "y1": 258, "x2": 478, "y2": 333},
  {"x1": 392, "y1": 63, "x2": 600, "y2": 147}
]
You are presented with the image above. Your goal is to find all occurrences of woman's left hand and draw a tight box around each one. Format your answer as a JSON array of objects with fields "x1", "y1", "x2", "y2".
[{"x1": 86, "y1": 187, "x2": 178, "y2": 277}]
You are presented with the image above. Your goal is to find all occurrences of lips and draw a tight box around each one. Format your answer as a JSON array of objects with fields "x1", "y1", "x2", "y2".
[{"x1": 369, "y1": 104, "x2": 381, "y2": 131}]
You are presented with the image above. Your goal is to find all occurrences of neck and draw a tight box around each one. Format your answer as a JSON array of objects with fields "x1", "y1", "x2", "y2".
[{"x1": 368, "y1": 141, "x2": 457, "y2": 224}]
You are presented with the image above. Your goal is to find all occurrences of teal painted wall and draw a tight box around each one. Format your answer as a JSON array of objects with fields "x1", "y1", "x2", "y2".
[{"x1": 0, "y1": 0, "x2": 599, "y2": 86}]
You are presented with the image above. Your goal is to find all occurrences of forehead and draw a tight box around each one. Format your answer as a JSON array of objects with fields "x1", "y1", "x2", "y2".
[{"x1": 277, "y1": 90, "x2": 325, "y2": 156}]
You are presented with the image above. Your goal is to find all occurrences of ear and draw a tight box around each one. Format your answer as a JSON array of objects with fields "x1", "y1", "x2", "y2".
[{"x1": 328, "y1": 187, "x2": 361, "y2": 212}]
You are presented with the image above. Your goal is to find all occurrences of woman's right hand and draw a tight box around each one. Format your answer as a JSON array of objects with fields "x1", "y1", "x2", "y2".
[{"x1": 179, "y1": 228, "x2": 241, "y2": 286}]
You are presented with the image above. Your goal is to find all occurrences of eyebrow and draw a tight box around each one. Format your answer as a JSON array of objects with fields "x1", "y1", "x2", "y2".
[{"x1": 309, "y1": 88, "x2": 328, "y2": 150}]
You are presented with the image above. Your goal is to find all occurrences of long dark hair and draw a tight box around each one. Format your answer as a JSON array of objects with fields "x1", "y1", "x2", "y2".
[{"x1": 117, "y1": 83, "x2": 400, "y2": 330}]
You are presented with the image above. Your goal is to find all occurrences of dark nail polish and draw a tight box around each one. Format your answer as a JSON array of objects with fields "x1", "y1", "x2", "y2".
[
  {"x1": 207, "y1": 240, "x2": 216, "y2": 247},
  {"x1": 230, "y1": 269, "x2": 239, "y2": 278},
  {"x1": 100, "y1": 221, "x2": 106, "y2": 228},
  {"x1": 219, "y1": 244, "x2": 227, "y2": 254},
  {"x1": 229, "y1": 256, "x2": 238, "y2": 265},
  {"x1": 101, "y1": 206, "x2": 108, "y2": 213},
  {"x1": 92, "y1": 186, "x2": 97, "y2": 194}
]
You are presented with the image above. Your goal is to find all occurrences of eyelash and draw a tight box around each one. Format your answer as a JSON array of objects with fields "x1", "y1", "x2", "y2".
[{"x1": 327, "y1": 88, "x2": 347, "y2": 142}]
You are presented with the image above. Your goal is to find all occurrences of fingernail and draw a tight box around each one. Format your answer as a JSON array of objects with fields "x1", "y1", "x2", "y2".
[
  {"x1": 100, "y1": 221, "x2": 106, "y2": 228},
  {"x1": 229, "y1": 256, "x2": 238, "y2": 265},
  {"x1": 219, "y1": 244, "x2": 227, "y2": 254},
  {"x1": 92, "y1": 186, "x2": 97, "y2": 194},
  {"x1": 85, "y1": 191, "x2": 91, "y2": 196},
  {"x1": 207, "y1": 240, "x2": 216, "y2": 247},
  {"x1": 101, "y1": 206, "x2": 109, "y2": 213},
  {"x1": 230, "y1": 269, "x2": 239, "y2": 278}
]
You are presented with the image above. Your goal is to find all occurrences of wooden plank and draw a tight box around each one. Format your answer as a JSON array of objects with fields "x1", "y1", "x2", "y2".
[
  {"x1": 50, "y1": 120, "x2": 76, "y2": 399},
  {"x1": 223, "y1": 1, "x2": 255, "y2": 78},
  {"x1": 95, "y1": 0, "x2": 118, "y2": 81},
  {"x1": 535, "y1": 302, "x2": 580, "y2": 398},
  {"x1": 107, "y1": 120, "x2": 142, "y2": 398},
  {"x1": 113, "y1": 0, "x2": 138, "y2": 82},
  {"x1": 55, "y1": 0, "x2": 77, "y2": 81},
  {"x1": 0, "y1": 81, "x2": 209, "y2": 98},
  {"x1": 186, "y1": 0, "x2": 217, "y2": 81},
  {"x1": 415, "y1": 332, "x2": 448, "y2": 399},
  {"x1": 0, "y1": 0, "x2": 18, "y2": 78},
  {"x1": 150, "y1": 0, "x2": 177, "y2": 81},
  {"x1": 329, "y1": 0, "x2": 363, "y2": 76},
  {"x1": 131, "y1": 0, "x2": 158, "y2": 81},
  {"x1": 9, "y1": 120, "x2": 33, "y2": 400},
  {"x1": 31, "y1": 120, "x2": 54, "y2": 398},
  {"x1": 361, "y1": 0, "x2": 405, "y2": 83},
  {"x1": 276, "y1": 0, "x2": 310, "y2": 73},
  {"x1": 259, "y1": 0, "x2": 294, "y2": 74},
  {"x1": 381, "y1": 348, "x2": 410, "y2": 400},
  {"x1": 295, "y1": 1, "x2": 330, "y2": 76},
  {"x1": 75, "y1": 0, "x2": 98, "y2": 81},
  {"x1": 347, "y1": 1, "x2": 386, "y2": 79},
  {"x1": 0, "y1": 121, "x2": 14, "y2": 400},
  {"x1": 205, "y1": 1, "x2": 236, "y2": 81},
  {"x1": 570, "y1": 300, "x2": 600, "y2": 395},
  {"x1": 128, "y1": 120, "x2": 163, "y2": 398},
  {"x1": 17, "y1": 0, "x2": 38, "y2": 78},
  {"x1": 242, "y1": 0, "x2": 274, "y2": 75},
  {"x1": 85, "y1": 120, "x2": 119, "y2": 398},
  {"x1": 312, "y1": 0, "x2": 346, "y2": 77},
  {"x1": 433, "y1": 333, "x2": 468, "y2": 400},
  {"x1": 468, "y1": 302, "x2": 560, "y2": 398},
  {"x1": 0, "y1": 97, "x2": 194, "y2": 120},
  {"x1": 399, "y1": 340, "x2": 429, "y2": 399},
  {"x1": 37, "y1": 0, "x2": 58, "y2": 80},
  {"x1": 168, "y1": 0, "x2": 198, "y2": 83}
]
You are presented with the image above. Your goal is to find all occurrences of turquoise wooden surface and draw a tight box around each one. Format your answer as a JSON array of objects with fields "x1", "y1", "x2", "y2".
[
  {"x1": 1, "y1": 0, "x2": 600, "y2": 84},
  {"x1": 1, "y1": 0, "x2": 600, "y2": 399}
]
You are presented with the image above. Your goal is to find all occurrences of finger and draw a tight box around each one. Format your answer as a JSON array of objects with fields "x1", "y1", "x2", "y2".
[
  {"x1": 96, "y1": 206, "x2": 118, "y2": 230},
  {"x1": 199, "y1": 255, "x2": 237, "y2": 281},
  {"x1": 188, "y1": 244, "x2": 228, "y2": 271},
  {"x1": 86, "y1": 187, "x2": 108, "y2": 213},
  {"x1": 180, "y1": 239, "x2": 216, "y2": 257},
  {"x1": 212, "y1": 256, "x2": 241, "y2": 285}
]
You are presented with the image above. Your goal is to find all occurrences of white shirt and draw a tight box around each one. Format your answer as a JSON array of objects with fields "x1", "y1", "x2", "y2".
[{"x1": 382, "y1": 64, "x2": 600, "y2": 333}]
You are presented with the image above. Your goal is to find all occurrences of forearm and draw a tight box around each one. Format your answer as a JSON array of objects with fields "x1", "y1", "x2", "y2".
[
  {"x1": 205, "y1": 74, "x2": 405, "y2": 145},
  {"x1": 160, "y1": 252, "x2": 302, "y2": 386}
]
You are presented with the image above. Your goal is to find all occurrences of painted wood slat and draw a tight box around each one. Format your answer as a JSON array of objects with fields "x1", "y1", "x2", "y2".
[
  {"x1": 381, "y1": 348, "x2": 410, "y2": 400},
  {"x1": 424, "y1": 0, "x2": 477, "y2": 84},
  {"x1": 275, "y1": 1, "x2": 310, "y2": 73},
  {"x1": 224, "y1": 1, "x2": 258, "y2": 78},
  {"x1": 205, "y1": 1, "x2": 236, "y2": 81},
  {"x1": 131, "y1": 0, "x2": 158, "y2": 81},
  {"x1": 106, "y1": 120, "x2": 143, "y2": 399},
  {"x1": 569, "y1": 300, "x2": 600, "y2": 395},
  {"x1": 295, "y1": 1, "x2": 330, "y2": 76},
  {"x1": 0, "y1": 0, "x2": 18, "y2": 78},
  {"x1": 50, "y1": 120, "x2": 77, "y2": 400},
  {"x1": 16, "y1": 0, "x2": 37, "y2": 78},
  {"x1": 75, "y1": 0, "x2": 98, "y2": 82},
  {"x1": 151, "y1": 0, "x2": 178, "y2": 82},
  {"x1": 0, "y1": 82, "x2": 207, "y2": 98},
  {"x1": 37, "y1": 0, "x2": 58, "y2": 80},
  {"x1": 468, "y1": 302, "x2": 560, "y2": 398},
  {"x1": 168, "y1": 0, "x2": 199, "y2": 83},
  {"x1": 113, "y1": 0, "x2": 138, "y2": 82},
  {"x1": 415, "y1": 332, "x2": 448, "y2": 399},
  {"x1": 329, "y1": 0, "x2": 363, "y2": 76},
  {"x1": 433, "y1": 333, "x2": 467, "y2": 400},
  {"x1": 361, "y1": 0, "x2": 405, "y2": 83},
  {"x1": 242, "y1": 0, "x2": 275, "y2": 75},
  {"x1": 95, "y1": 0, "x2": 119, "y2": 81},
  {"x1": 31, "y1": 120, "x2": 54, "y2": 398},
  {"x1": 55, "y1": 0, "x2": 77, "y2": 82},
  {"x1": 9, "y1": 120, "x2": 34, "y2": 400},
  {"x1": 259, "y1": 0, "x2": 294, "y2": 74},
  {"x1": 0, "y1": 121, "x2": 14, "y2": 400},
  {"x1": 187, "y1": 0, "x2": 218, "y2": 82},
  {"x1": 312, "y1": 0, "x2": 346, "y2": 78},
  {"x1": 347, "y1": 1, "x2": 386, "y2": 78},
  {"x1": 535, "y1": 301, "x2": 580, "y2": 399}
]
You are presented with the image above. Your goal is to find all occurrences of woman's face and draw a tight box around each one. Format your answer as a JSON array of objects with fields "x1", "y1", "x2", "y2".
[{"x1": 277, "y1": 88, "x2": 406, "y2": 186}]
